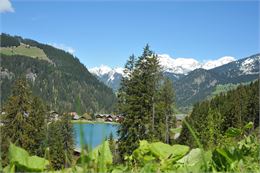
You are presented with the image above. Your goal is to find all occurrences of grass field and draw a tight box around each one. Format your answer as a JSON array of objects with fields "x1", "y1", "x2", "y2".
[{"x1": 0, "y1": 43, "x2": 51, "y2": 62}]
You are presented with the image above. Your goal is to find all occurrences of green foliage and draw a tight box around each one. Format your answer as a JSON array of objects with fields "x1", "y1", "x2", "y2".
[
  {"x1": 1, "y1": 79, "x2": 47, "y2": 165},
  {"x1": 3, "y1": 143, "x2": 49, "y2": 172},
  {"x1": 1, "y1": 79, "x2": 74, "y2": 170},
  {"x1": 118, "y1": 45, "x2": 176, "y2": 157},
  {"x1": 77, "y1": 141, "x2": 113, "y2": 172},
  {"x1": 3, "y1": 127, "x2": 259, "y2": 173},
  {"x1": 46, "y1": 114, "x2": 74, "y2": 169},
  {"x1": 178, "y1": 80, "x2": 259, "y2": 149}
]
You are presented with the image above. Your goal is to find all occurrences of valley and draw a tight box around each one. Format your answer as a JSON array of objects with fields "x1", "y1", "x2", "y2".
[{"x1": 0, "y1": 23, "x2": 259, "y2": 173}]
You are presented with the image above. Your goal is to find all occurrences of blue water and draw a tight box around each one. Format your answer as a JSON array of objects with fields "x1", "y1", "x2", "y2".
[{"x1": 73, "y1": 123, "x2": 119, "y2": 149}]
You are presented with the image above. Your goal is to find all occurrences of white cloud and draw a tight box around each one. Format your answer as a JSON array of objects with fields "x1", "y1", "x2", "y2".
[
  {"x1": 50, "y1": 43, "x2": 75, "y2": 54},
  {"x1": 0, "y1": 0, "x2": 14, "y2": 13}
]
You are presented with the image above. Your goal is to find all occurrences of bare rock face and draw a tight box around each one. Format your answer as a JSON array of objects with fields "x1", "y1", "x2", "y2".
[
  {"x1": 26, "y1": 72, "x2": 37, "y2": 83},
  {"x1": 0, "y1": 67, "x2": 14, "y2": 80}
]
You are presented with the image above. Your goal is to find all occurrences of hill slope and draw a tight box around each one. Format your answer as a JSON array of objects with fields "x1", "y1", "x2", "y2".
[
  {"x1": 175, "y1": 54, "x2": 260, "y2": 108},
  {"x1": 0, "y1": 33, "x2": 116, "y2": 113}
]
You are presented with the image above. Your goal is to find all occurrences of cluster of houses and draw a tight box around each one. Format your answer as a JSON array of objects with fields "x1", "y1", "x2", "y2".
[
  {"x1": 95, "y1": 114, "x2": 124, "y2": 123},
  {"x1": 44, "y1": 111, "x2": 125, "y2": 123}
]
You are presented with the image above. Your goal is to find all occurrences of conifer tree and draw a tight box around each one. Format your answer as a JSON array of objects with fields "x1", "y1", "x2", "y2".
[
  {"x1": 118, "y1": 45, "x2": 164, "y2": 156},
  {"x1": 27, "y1": 96, "x2": 48, "y2": 156},
  {"x1": 46, "y1": 113, "x2": 74, "y2": 169},
  {"x1": 1, "y1": 79, "x2": 34, "y2": 165},
  {"x1": 158, "y1": 77, "x2": 176, "y2": 144}
]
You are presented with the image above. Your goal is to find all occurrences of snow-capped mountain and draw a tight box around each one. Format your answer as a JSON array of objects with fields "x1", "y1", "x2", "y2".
[
  {"x1": 90, "y1": 53, "x2": 259, "y2": 108},
  {"x1": 89, "y1": 65, "x2": 125, "y2": 91},
  {"x1": 175, "y1": 54, "x2": 260, "y2": 108},
  {"x1": 202, "y1": 56, "x2": 235, "y2": 70},
  {"x1": 157, "y1": 54, "x2": 201, "y2": 74},
  {"x1": 157, "y1": 54, "x2": 235, "y2": 74},
  {"x1": 90, "y1": 54, "x2": 236, "y2": 90}
]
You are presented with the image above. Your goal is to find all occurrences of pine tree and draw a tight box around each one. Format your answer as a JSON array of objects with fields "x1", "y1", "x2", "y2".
[
  {"x1": 118, "y1": 45, "x2": 164, "y2": 156},
  {"x1": 27, "y1": 96, "x2": 48, "y2": 156},
  {"x1": 158, "y1": 77, "x2": 176, "y2": 144},
  {"x1": 1, "y1": 79, "x2": 34, "y2": 165},
  {"x1": 46, "y1": 114, "x2": 74, "y2": 169}
]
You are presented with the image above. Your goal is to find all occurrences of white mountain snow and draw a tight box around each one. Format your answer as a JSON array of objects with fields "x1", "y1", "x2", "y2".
[
  {"x1": 202, "y1": 56, "x2": 236, "y2": 70},
  {"x1": 240, "y1": 56, "x2": 260, "y2": 75},
  {"x1": 90, "y1": 54, "x2": 236, "y2": 78},
  {"x1": 158, "y1": 54, "x2": 201, "y2": 74},
  {"x1": 89, "y1": 65, "x2": 112, "y2": 76},
  {"x1": 158, "y1": 54, "x2": 235, "y2": 74},
  {"x1": 90, "y1": 65, "x2": 125, "y2": 82}
]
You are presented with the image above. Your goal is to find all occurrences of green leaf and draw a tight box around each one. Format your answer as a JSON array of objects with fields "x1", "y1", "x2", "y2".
[
  {"x1": 92, "y1": 141, "x2": 113, "y2": 165},
  {"x1": 140, "y1": 163, "x2": 158, "y2": 173},
  {"x1": 3, "y1": 165, "x2": 15, "y2": 173},
  {"x1": 177, "y1": 149, "x2": 212, "y2": 172},
  {"x1": 171, "y1": 144, "x2": 190, "y2": 159},
  {"x1": 149, "y1": 142, "x2": 174, "y2": 160},
  {"x1": 9, "y1": 143, "x2": 29, "y2": 166},
  {"x1": 225, "y1": 127, "x2": 242, "y2": 137},
  {"x1": 8, "y1": 143, "x2": 49, "y2": 171},
  {"x1": 244, "y1": 122, "x2": 253, "y2": 130},
  {"x1": 177, "y1": 148, "x2": 203, "y2": 165},
  {"x1": 27, "y1": 156, "x2": 49, "y2": 171},
  {"x1": 111, "y1": 165, "x2": 128, "y2": 173}
]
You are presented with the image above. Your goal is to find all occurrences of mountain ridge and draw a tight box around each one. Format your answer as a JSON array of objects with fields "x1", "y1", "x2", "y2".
[
  {"x1": 90, "y1": 53, "x2": 260, "y2": 110},
  {"x1": 0, "y1": 33, "x2": 117, "y2": 113}
]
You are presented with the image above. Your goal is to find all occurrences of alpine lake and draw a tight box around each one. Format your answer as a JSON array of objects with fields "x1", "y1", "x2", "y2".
[{"x1": 73, "y1": 122, "x2": 119, "y2": 149}]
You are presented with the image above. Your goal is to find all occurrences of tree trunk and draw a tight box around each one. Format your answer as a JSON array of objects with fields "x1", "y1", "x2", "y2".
[{"x1": 165, "y1": 112, "x2": 169, "y2": 144}]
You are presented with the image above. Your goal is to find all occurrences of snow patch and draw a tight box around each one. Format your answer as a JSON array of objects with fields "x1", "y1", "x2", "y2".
[
  {"x1": 202, "y1": 56, "x2": 235, "y2": 70},
  {"x1": 89, "y1": 65, "x2": 112, "y2": 76},
  {"x1": 158, "y1": 54, "x2": 200, "y2": 74},
  {"x1": 240, "y1": 57, "x2": 257, "y2": 74}
]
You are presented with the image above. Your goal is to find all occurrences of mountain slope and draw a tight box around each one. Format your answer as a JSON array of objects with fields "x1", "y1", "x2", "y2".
[
  {"x1": 90, "y1": 53, "x2": 259, "y2": 111},
  {"x1": 0, "y1": 33, "x2": 116, "y2": 113},
  {"x1": 90, "y1": 54, "x2": 236, "y2": 91},
  {"x1": 175, "y1": 54, "x2": 260, "y2": 107},
  {"x1": 90, "y1": 66, "x2": 124, "y2": 91}
]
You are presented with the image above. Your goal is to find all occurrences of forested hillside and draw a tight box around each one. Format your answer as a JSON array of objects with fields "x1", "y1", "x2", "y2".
[
  {"x1": 178, "y1": 80, "x2": 259, "y2": 148},
  {"x1": 0, "y1": 33, "x2": 116, "y2": 113}
]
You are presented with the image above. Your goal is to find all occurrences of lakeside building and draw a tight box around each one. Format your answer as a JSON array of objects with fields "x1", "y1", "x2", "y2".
[{"x1": 95, "y1": 114, "x2": 123, "y2": 123}]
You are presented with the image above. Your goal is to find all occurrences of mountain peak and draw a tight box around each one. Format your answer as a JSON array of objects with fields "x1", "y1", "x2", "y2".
[
  {"x1": 202, "y1": 56, "x2": 235, "y2": 70},
  {"x1": 158, "y1": 54, "x2": 200, "y2": 74},
  {"x1": 89, "y1": 65, "x2": 112, "y2": 76}
]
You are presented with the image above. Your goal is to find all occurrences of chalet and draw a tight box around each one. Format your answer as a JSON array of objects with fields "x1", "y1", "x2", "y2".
[
  {"x1": 49, "y1": 111, "x2": 59, "y2": 121},
  {"x1": 95, "y1": 114, "x2": 124, "y2": 123}
]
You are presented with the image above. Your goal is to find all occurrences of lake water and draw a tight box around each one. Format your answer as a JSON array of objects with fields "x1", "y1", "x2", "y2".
[{"x1": 73, "y1": 123, "x2": 119, "y2": 149}]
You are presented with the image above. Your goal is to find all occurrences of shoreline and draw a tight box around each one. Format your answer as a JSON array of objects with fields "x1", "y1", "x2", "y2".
[{"x1": 71, "y1": 120, "x2": 120, "y2": 125}]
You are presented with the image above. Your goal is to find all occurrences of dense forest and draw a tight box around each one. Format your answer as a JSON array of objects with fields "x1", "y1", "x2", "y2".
[
  {"x1": 178, "y1": 80, "x2": 259, "y2": 148},
  {"x1": 0, "y1": 33, "x2": 116, "y2": 113}
]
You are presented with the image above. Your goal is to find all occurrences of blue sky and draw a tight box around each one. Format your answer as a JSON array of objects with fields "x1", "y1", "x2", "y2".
[{"x1": 1, "y1": 1, "x2": 259, "y2": 68}]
